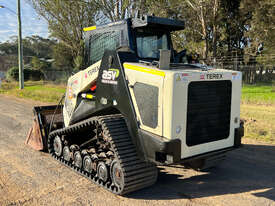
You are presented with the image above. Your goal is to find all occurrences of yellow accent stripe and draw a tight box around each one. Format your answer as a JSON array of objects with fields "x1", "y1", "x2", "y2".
[
  {"x1": 83, "y1": 26, "x2": 96, "y2": 31},
  {"x1": 124, "y1": 63, "x2": 165, "y2": 77},
  {"x1": 86, "y1": 94, "x2": 94, "y2": 99}
]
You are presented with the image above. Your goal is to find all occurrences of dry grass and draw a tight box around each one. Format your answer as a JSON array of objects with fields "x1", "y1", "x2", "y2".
[
  {"x1": 241, "y1": 83, "x2": 275, "y2": 144},
  {"x1": 241, "y1": 104, "x2": 275, "y2": 144}
]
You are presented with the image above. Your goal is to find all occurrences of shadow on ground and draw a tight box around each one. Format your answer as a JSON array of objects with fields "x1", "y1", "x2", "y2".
[{"x1": 127, "y1": 144, "x2": 275, "y2": 201}]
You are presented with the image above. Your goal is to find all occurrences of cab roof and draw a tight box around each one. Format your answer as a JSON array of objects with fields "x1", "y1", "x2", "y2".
[
  {"x1": 83, "y1": 15, "x2": 185, "y2": 32},
  {"x1": 132, "y1": 15, "x2": 185, "y2": 31}
]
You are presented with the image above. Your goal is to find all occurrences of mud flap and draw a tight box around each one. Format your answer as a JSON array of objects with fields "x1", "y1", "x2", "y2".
[{"x1": 25, "y1": 105, "x2": 63, "y2": 151}]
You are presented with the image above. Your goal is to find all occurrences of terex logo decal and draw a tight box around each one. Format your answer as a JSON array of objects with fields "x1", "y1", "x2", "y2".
[
  {"x1": 206, "y1": 73, "x2": 223, "y2": 79},
  {"x1": 101, "y1": 68, "x2": 120, "y2": 85}
]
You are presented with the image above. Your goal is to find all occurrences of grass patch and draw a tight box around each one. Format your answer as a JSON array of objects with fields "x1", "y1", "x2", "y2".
[
  {"x1": 241, "y1": 104, "x2": 275, "y2": 144},
  {"x1": 241, "y1": 82, "x2": 275, "y2": 144},
  {"x1": 0, "y1": 81, "x2": 66, "y2": 103},
  {"x1": 242, "y1": 83, "x2": 275, "y2": 105}
]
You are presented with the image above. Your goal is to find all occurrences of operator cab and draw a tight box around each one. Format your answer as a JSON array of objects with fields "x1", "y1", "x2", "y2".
[{"x1": 84, "y1": 15, "x2": 185, "y2": 68}]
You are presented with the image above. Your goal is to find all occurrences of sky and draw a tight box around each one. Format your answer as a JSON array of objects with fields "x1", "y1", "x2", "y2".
[{"x1": 0, "y1": 0, "x2": 49, "y2": 42}]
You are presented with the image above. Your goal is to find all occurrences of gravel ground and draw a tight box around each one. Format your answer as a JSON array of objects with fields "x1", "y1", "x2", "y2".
[{"x1": 0, "y1": 95, "x2": 274, "y2": 206}]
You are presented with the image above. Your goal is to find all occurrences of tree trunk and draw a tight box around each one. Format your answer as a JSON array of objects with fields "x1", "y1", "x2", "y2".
[
  {"x1": 115, "y1": 0, "x2": 119, "y2": 21},
  {"x1": 212, "y1": 0, "x2": 219, "y2": 63},
  {"x1": 199, "y1": 5, "x2": 208, "y2": 61}
]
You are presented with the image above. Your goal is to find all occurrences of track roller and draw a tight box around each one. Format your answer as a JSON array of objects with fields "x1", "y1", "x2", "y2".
[
  {"x1": 97, "y1": 162, "x2": 109, "y2": 182},
  {"x1": 53, "y1": 136, "x2": 62, "y2": 157},
  {"x1": 63, "y1": 146, "x2": 71, "y2": 161},
  {"x1": 110, "y1": 160, "x2": 124, "y2": 188},
  {"x1": 83, "y1": 155, "x2": 93, "y2": 173},
  {"x1": 74, "y1": 151, "x2": 82, "y2": 169}
]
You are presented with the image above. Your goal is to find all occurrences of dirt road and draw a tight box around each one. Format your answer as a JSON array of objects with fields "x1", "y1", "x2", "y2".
[{"x1": 0, "y1": 95, "x2": 274, "y2": 206}]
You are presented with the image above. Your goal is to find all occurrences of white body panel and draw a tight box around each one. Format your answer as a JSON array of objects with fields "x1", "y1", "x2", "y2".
[
  {"x1": 63, "y1": 61, "x2": 101, "y2": 126},
  {"x1": 124, "y1": 63, "x2": 164, "y2": 136},
  {"x1": 124, "y1": 62, "x2": 242, "y2": 159},
  {"x1": 163, "y1": 69, "x2": 242, "y2": 159}
]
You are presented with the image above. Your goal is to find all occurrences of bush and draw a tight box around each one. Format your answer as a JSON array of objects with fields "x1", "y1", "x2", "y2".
[
  {"x1": 7, "y1": 66, "x2": 45, "y2": 81},
  {"x1": 7, "y1": 66, "x2": 19, "y2": 81},
  {"x1": 29, "y1": 69, "x2": 45, "y2": 81}
]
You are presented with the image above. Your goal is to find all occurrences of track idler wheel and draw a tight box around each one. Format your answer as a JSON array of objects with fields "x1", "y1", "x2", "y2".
[
  {"x1": 53, "y1": 136, "x2": 63, "y2": 157},
  {"x1": 63, "y1": 146, "x2": 71, "y2": 162},
  {"x1": 83, "y1": 155, "x2": 92, "y2": 173},
  {"x1": 97, "y1": 162, "x2": 109, "y2": 182},
  {"x1": 74, "y1": 151, "x2": 82, "y2": 169},
  {"x1": 110, "y1": 160, "x2": 124, "y2": 188}
]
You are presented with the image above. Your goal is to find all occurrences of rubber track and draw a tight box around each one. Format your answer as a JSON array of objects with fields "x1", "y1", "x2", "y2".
[{"x1": 48, "y1": 114, "x2": 158, "y2": 195}]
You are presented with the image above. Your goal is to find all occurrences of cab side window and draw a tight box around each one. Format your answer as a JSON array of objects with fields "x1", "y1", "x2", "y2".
[{"x1": 89, "y1": 30, "x2": 120, "y2": 65}]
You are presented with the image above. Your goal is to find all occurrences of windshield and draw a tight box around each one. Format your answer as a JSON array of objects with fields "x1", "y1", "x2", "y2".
[{"x1": 136, "y1": 32, "x2": 169, "y2": 59}]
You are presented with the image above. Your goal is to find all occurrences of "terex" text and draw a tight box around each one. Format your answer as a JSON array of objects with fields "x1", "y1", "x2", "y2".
[{"x1": 206, "y1": 73, "x2": 223, "y2": 79}]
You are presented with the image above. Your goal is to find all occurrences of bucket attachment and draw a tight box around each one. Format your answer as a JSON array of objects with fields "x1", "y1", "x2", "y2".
[{"x1": 25, "y1": 105, "x2": 63, "y2": 151}]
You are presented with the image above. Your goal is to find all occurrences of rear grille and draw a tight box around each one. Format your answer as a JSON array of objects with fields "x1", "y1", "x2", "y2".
[{"x1": 186, "y1": 80, "x2": 232, "y2": 146}]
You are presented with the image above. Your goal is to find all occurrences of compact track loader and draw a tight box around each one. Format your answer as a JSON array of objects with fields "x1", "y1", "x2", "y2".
[{"x1": 26, "y1": 15, "x2": 244, "y2": 195}]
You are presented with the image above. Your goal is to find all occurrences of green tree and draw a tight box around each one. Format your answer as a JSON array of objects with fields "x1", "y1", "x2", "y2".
[
  {"x1": 93, "y1": 0, "x2": 148, "y2": 22},
  {"x1": 31, "y1": 56, "x2": 49, "y2": 71},
  {"x1": 242, "y1": 0, "x2": 275, "y2": 62},
  {"x1": 146, "y1": 0, "x2": 223, "y2": 62},
  {"x1": 0, "y1": 41, "x2": 18, "y2": 55},
  {"x1": 24, "y1": 35, "x2": 56, "y2": 58},
  {"x1": 28, "y1": 0, "x2": 98, "y2": 69},
  {"x1": 52, "y1": 42, "x2": 74, "y2": 71},
  {"x1": 0, "y1": 36, "x2": 56, "y2": 58}
]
